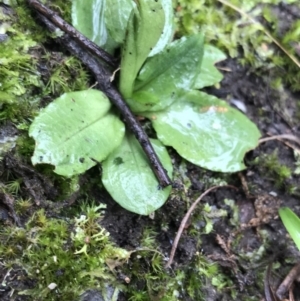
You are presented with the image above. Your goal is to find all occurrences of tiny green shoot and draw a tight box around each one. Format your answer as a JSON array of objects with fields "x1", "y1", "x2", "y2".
[{"x1": 279, "y1": 207, "x2": 300, "y2": 251}]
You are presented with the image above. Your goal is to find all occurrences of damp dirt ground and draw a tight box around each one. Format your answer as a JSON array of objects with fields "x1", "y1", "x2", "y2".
[{"x1": 1, "y1": 2, "x2": 300, "y2": 301}]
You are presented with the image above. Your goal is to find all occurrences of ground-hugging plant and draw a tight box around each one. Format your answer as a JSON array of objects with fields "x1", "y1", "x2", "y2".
[{"x1": 29, "y1": 0, "x2": 261, "y2": 215}]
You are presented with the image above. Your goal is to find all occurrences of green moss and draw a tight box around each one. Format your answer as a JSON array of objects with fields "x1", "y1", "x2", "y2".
[
  {"x1": 174, "y1": 0, "x2": 300, "y2": 90},
  {"x1": 0, "y1": 2, "x2": 44, "y2": 123},
  {"x1": 14, "y1": 198, "x2": 33, "y2": 214},
  {"x1": 4, "y1": 203, "x2": 222, "y2": 300},
  {"x1": 0, "y1": 0, "x2": 90, "y2": 127},
  {"x1": 14, "y1": 134, "x2": 36, "y2": 158},
  {"x1": 0, "y1": 203, "x2": 128, "y2": 300},
  {"x1": 45, "y1": 56, "x2": 90, "y2": 95},
  {"x1": 122, "y1": 234, "x2": 237, "y2": 301},
  {"x1": 255, "y1": 149, "x2": 292, "y2": 188},
  {"x1": 4, "y1": 178, "x2": 22, "y2": 195}
]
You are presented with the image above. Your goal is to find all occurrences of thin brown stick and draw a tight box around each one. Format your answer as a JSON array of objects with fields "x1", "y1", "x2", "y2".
[
  {"x1": 276, "y1": 262, "x2": 300, "y2": 300},
  {"x1": 259, "y1": 134, "x2": 300, "y2": 146},
  {"x1": 289, "y1": 284, "x2": 295, "y2": 301},
  {"x1": 27, "y1": 0, "x2": 117, "y2": 68},
  {"x1": 165, "y1": 185, "x2": 237, "y2": 268},
  {"x1": 264, "y1": 264, "x2": 281, "y2": 301}
]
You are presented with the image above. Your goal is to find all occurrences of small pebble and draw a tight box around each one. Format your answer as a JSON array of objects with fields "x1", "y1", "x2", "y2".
[
  {"x1": 48, "y1": 283, "x2": 57, "y2": 290},
  {"x1": 269, "y1": 191, "x2": 278, "y2": 197},
  {"x1": 230, "y1": 99, "x2": 247, "y2": 113}
]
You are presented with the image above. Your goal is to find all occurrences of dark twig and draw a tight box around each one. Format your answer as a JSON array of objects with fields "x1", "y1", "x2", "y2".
[
  {"x1": 264, "y1": 264, "x2": 281, "y2": 301},
  {"x1": 29, "y1": 10, "x2": 172, "y2": 188},
  {"x1": 165, "y1": 185, "x2": 237, "y2": 268},
  {"x1": 259, "y1": 134, "x2": 300, "y2": 146},
  {"x1": 27, "y1": 0, "x2": 117, "y2": 68},
  {"x1": 276, "y1": 262, "x2": 300, "y2": 300}
]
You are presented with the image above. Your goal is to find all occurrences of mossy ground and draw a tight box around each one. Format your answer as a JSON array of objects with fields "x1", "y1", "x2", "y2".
[{"x1": 1, "y1": 0, "x2": 300, "y2": 300}]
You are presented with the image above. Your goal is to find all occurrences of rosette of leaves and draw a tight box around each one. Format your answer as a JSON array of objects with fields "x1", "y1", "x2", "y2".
[{"x1": 29, "y1": 0, "x2": 261, "y2": 215}]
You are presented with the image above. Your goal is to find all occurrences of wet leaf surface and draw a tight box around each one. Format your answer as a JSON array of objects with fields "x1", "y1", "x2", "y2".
[
  {"x1": 279, "y1": 207, "x2": 300, "y2": 251},
  {"x1": 29, "y1": 90, "x2": 125, "y2": 177},
  {"x1": 129, "y1": 34, "x2": 204, "y2": 112},
  {"x1": 119, "y1": 0, "x2": 165, "y2": 98},
  {"x1": 102, "y1": 134, "x2": 172, "y2": 215},
  {"x1": 104, "y1": 0, "x2": 135, "y2": 44},
  {"x1": 194, "y1": 44, "x2": 227, "y2": 89},
  {"x1": 148, "y1": 90, "x2": 261, "y2": 172},
  {"x1": 72, "y1": 0, "x2": 119, "y2": 52}
]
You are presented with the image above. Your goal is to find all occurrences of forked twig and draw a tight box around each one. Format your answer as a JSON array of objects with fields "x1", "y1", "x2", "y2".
[{"x1": 165, "y1": 185, "x2": 237, "y2": 268}]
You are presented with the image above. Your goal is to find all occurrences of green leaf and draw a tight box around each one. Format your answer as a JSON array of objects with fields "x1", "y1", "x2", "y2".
[
  {"x1": 119, "y1": 0, "x2": 165, "y2": 98},
  {"x1": 194, "y1": 45, "x2": 227, "y2": 89},
  {"x1": 279, "y1": 207, "x2": 300, "y2": 251},
  {"x1": 147, "y1": 90, "x2": 261, "y2": 172},
  {"x1": 72, "y1": 0, "x2": 119, "y2": 53},
  {"x1": 29, "y1": 90, "x2": 125, "y2": 177},
  {"x1": 104, "y1": 0, "x2": 135, "y2": 44},
  {"x1": 72, "y1": 0, "x2": 106, "y2": 46},
  {"x1": 102, "y1": 134, "x2": 173, "y2": 215},
  {"x1": 130, "y1": 34, "x2": 204, "y2": 113},
  {"x1": 148, "y1": 0, "x2": 174, "y2": 57}
]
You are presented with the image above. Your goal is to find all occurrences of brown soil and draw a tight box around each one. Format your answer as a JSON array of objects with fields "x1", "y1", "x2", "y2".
[{"x1": 1, "y1": 2, "x2": 300, "y2": 301}]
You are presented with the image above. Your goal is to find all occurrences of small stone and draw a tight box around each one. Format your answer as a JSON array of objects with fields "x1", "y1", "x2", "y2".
[
  {"x1": 269, "y1": 191, "x2": 278, "y2": 197},
  {"x1": 48, "y1": 283, "x2": 57, "y2": 290}
]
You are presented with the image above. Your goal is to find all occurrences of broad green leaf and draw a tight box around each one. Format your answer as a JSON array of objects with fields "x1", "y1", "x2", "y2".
[
  {"x1": 102, "y1": 134, "x2": 173, "y2": 215},
  {"x1": 135, "y1": 35, "x2": 204, "y2": 89},
  {"x1": 104, "y1": 0, "x2": 135, "y2": 44},
  {"x1": 29, "y1": 90, "x2": 125, "y2": 177},
  {"x1": 279, "y1": 207, "x2": 300, "y2": 251},
  {"x1": 148, "y1": 0, "x2": 174, "y2": 57},
  {"x1": 125, "y1": 89, "x2": 185, "y2": 114},
  {"x1": 130, "y1": 34, "x2": 204, "y2": 113},
  {"x1": 194, "y1": 45, "x2": 227, "y2": 89},
  {"x1": 119, "y1": 0, "x2": 165, "y2": 98},
  {"x1": 72, "y1": 0, "x2": 118, "y2": 53},
  {"x1": 147, "y1": 90, "x2": 261, "y2": 172}
]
